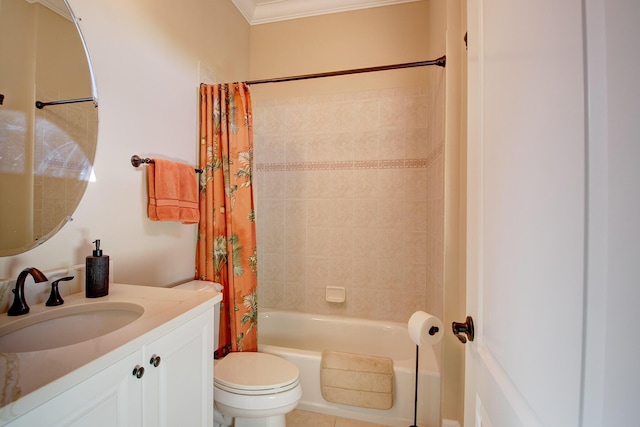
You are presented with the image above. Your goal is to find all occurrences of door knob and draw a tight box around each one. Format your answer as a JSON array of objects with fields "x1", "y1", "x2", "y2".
[{"x1": 452, "y1": 316, "x2": 475, "y2": 344}]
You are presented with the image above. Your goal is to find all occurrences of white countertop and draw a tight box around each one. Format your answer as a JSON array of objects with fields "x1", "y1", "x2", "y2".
[{"x1": 0, "y1": 283, "x2": 221, "y2": 422}]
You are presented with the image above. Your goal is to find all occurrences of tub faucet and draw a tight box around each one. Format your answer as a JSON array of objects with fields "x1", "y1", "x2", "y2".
[{"x1": 7, "y1": 267, "x2": 48, "y2": 316}]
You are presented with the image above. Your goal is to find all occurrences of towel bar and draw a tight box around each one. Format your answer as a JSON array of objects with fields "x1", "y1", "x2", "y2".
[{"x1": 131, "y1": 155, "x2": 203, "y2": 173}]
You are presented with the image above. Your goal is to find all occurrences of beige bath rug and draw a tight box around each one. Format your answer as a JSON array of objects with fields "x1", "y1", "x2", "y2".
[{"x1": 320, "y1": 350, "x2": 394, "y2": 410}]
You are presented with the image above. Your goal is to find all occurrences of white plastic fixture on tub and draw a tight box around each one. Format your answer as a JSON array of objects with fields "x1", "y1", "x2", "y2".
[{"x1": 325, "y1": 286, "x2": 345, "y2": 303}]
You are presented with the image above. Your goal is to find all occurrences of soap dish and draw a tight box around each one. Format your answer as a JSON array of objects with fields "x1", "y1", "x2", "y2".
[{"x1": 325, "y1": 286, "x2": 346, "y2": 303}]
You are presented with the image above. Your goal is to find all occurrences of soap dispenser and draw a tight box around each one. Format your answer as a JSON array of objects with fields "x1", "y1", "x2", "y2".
[{"x1": 86, "y1": 239, "x2": 109, "y2": 298}]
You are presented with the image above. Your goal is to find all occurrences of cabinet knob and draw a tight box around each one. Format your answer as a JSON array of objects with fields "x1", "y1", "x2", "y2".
[
  {"x1": 132, "y1": 365, "x2": 145, "y2": 379},
  {"x1": 149, "y1": 355, "x2": 161, "y2": 367}
]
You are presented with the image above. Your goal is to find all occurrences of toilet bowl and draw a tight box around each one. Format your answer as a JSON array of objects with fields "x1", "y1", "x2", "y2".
[
  {"x1": 214, "y1": 352, "x2": 302, "y2": 427},
  {"x1": 173, "y1": 280, "x2": 302, "y2": 427}
]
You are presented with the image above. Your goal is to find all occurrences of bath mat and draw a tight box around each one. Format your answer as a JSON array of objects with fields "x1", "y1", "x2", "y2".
[{"x1": 320, "y1": 350, "x2": 394, "y2": 410}]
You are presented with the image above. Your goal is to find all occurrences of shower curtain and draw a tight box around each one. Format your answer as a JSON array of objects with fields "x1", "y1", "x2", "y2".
[{"x1": 196, "y1": 83, "x2": 258, "y2": 355}]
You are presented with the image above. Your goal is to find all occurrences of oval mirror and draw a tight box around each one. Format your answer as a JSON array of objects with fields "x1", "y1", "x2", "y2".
[{"x1": 0, "y1": 0, "x2": 98, "y2": 256}]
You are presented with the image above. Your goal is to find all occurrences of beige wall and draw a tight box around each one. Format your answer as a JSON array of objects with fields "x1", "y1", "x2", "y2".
[
  {"x1": 249, "y1": 0, "x2": 446, "y2": 370},
  {"x1": 0, "y1": 0, "x2": 250, "y2": 285},
  {"x1": 441, "y1": 1, "x2": 467, "y2": 425},
  {"x1": 250, "y1": 1, "x2": 434, "y2": 97}
]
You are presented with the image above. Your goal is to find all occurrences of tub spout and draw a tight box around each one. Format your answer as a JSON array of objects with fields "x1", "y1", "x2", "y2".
[{"x1": 8, "y1": 267, "x2": 48, "y2": 316}]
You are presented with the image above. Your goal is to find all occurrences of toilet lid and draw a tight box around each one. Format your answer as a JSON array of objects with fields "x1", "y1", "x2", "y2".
[{"x1": 214, "y1": 352, "x2": 299, "y2": 393}]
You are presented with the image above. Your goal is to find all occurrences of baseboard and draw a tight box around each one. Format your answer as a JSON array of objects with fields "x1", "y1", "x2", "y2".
[{"x1": 442, "y1": 419, "x2": 461, "y2": 427}]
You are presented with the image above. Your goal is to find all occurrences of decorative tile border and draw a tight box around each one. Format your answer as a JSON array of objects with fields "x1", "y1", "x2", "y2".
[{"x1": 256, "y1": 144, "x2": 443, "y2": 172}]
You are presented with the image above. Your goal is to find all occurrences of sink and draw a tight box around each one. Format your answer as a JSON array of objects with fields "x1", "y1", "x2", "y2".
[{"x1": 0, "y1": 302, "x2": 144, "y2": 353}]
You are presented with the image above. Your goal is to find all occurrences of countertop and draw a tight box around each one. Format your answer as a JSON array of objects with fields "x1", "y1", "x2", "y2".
[{"x1": 0, "y1": 283, "x2": 221, "y2": 423}]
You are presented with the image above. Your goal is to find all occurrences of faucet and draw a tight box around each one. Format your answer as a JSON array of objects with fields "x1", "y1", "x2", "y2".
[{"x1": 7, "y1": 267, "x2": 48, "y2": 316}]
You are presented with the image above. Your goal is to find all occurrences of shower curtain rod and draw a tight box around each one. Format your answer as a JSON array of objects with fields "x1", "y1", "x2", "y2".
[{"x1": 245, "y1": 55, "x2": 446, "y2": 85}]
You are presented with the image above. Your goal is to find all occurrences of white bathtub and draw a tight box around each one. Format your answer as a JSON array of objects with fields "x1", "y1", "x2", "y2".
[{"x1": 257, "y1": 310, "x2": 441, "y2": 427}]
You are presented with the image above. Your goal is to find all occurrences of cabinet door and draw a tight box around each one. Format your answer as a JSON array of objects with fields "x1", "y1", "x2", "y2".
[
  {"x1": 142, "y1": 310, "x2": 213, "y2": 427},
  {"x1": 9, "y1": 351, "x2": 143, "y2": 427}
]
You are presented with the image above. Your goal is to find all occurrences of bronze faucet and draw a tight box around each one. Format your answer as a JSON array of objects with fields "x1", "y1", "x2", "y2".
[{"x1": 8, "y1": 267, "x2": 48, "y2": 316}]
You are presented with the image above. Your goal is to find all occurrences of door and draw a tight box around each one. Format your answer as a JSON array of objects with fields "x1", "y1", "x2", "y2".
[
  {"x1": 465, "y1": 1, "x2": 586, "y2": 426},
  {"x1": 143, "y1": 310, "x2": 213, "y2": 427},
  {"x1": 8, "y1": 351, "x2": 143, "y2": 427}
]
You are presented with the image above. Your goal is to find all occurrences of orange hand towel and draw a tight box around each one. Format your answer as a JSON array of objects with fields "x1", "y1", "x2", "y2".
[{"x1": 147, "y1": 158, "x2": 199, "y2": 224}]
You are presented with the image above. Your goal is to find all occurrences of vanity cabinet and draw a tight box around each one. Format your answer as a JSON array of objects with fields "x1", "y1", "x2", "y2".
[{"x1": 6, "y1": 309, "x2": 213, "y2": 427}]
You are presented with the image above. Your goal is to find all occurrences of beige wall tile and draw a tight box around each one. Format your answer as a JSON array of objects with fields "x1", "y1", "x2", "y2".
[{"x1": 254, "y1": 81, "x2": 444, "y2": 323}]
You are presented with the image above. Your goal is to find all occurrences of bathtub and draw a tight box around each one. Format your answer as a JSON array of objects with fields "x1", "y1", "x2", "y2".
[{"x1": 257, "y1": 310, "x2": 441, "y2": 427}]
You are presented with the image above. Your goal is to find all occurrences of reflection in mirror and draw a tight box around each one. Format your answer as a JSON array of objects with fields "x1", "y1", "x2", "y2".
[{"x1": 0, "y1": 0, "x2": 98, "y2": 256}]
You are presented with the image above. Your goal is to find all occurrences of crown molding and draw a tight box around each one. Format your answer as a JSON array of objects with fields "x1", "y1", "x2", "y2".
[
  {"x1": 231, "y1": 0, "x2": 421, "y2": 25},
  {"x1": 26, "y1": 0, "x2": 72, "y2": 20}
]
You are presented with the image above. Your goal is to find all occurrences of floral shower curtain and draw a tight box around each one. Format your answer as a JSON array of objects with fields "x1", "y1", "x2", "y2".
[{"x1": 196, "y1": 83, "x2": 258, "y2": 355}]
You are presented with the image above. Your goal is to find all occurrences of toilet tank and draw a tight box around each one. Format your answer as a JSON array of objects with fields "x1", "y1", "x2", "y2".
[{"x1": 172, "y1": 280, "x2": 223, "y2": 351}]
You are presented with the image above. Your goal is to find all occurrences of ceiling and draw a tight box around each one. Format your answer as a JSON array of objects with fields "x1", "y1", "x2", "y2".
[{"x1": 231, "y1": 0, "x2": 421, "y2": 25}]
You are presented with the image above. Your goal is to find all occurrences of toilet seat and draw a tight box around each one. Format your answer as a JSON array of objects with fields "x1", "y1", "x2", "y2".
[
  {"x1": 214, "y1": 352, "x2": 300, "y2": 396},
  {"x1": 215, "y1": 380, "x2": 299, "y2": 396}
]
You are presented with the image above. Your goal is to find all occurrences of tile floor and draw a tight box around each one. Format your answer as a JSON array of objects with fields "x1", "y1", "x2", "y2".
[{"x1": 286, "y1": 409, "x2": 391, "y2": 427}]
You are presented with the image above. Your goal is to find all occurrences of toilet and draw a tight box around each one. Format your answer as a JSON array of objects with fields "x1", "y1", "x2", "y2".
[{"x1": 174, "y1": 280, "x2": 302, "y2": 427}]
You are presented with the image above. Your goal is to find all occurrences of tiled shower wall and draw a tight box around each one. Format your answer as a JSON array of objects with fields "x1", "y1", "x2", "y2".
[{"x1": 253, "y1": 69, "x2": 445, "y2": 323}]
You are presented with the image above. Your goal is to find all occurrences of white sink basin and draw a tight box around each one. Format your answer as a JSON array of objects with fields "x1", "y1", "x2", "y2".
[{"x1": 0, "y1": 302, "x2": 144, "y2": 353}]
